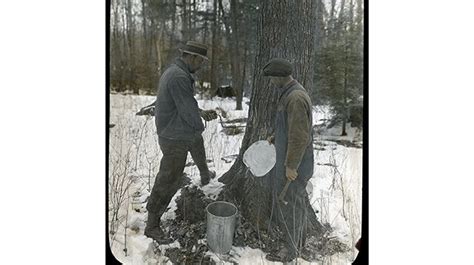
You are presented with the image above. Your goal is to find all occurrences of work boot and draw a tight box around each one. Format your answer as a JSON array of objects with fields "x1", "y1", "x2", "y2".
[
  {"x1": 144, "y1": 213, "x2": 174, "y2": 244},
  {"x1": 200, "y1": 170, "x2": 216, "y2": 186}
]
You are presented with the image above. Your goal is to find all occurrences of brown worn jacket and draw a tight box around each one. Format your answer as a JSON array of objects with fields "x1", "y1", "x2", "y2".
[{"x1": 283, "y1": 85, "x2": 313, "y2": 169}]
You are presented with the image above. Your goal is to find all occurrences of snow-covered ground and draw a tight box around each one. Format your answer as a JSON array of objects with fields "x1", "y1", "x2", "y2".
[{"x1": 109, "y1": 94, "x2": 362, "y2": 264}]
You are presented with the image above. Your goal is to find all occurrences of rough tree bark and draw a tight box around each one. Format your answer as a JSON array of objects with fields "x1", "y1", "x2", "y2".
[{"x1": 218, "y1": 0, "x2": 325, "y2": 237}]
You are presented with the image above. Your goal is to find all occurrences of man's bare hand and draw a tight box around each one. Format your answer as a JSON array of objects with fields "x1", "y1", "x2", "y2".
[
  {"x1": 267, "y1": 135, "x2": 275, "y2": 145},
  {"x1": 286, "y1": 167, "x2": 298, "y2": 181}
]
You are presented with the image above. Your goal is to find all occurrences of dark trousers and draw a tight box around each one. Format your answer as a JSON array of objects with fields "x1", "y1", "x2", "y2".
[
  {"x1": 189, "y1": 135, "x2": 210, "y2": 175},
  {"x1": 146, "y1": 135, "x2": 209, "y2": 217},
  {"x1": 274, "y1": 174, "x2": 312, "y2": 257}
]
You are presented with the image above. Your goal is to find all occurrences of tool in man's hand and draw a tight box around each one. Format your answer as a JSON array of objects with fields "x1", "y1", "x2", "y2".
[
  {"x1": 136, "y1": 103, "x2": 155, "y2": 116},
  {"x1": 278, "y1": 179, "x2": 291, "y2": 205}
]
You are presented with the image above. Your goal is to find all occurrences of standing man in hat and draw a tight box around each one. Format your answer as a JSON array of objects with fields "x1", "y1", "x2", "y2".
[
  {"x1": 145, "y1": 41, "x2": 218, "y2": 243},
  {"x1": 264, "y1": 58, "x2": 315, "y2": 262}
]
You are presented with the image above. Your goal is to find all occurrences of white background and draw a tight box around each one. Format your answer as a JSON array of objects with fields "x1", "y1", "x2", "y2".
[{"x1": 1, "y1": 0, "x2": 473, "y2": 264}]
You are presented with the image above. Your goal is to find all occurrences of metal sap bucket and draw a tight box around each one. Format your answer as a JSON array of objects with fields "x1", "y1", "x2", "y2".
[{"x1": 206, "y1": 201, "x2": 238, "y2": 254}]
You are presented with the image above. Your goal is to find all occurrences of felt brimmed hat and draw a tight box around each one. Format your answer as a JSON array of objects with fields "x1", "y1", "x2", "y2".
[{"x1": 179, "y1": 41, "x2": 209, "y2": 60}]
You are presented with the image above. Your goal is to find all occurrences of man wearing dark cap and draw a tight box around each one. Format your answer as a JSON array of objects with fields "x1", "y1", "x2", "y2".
[
  {"x1": 264, "y1": 58, "x2": 315, "y2": 262},
  {"x1": 144, "y1": 41, "x2": 218, "y2": 244}
]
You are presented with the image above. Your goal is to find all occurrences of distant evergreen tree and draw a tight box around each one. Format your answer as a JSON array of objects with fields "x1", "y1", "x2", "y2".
[{"x1": 313, "y1": 0, "x2": 364, "y2": 134}]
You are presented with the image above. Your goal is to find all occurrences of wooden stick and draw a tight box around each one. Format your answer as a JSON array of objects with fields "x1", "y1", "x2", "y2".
[{"x1": 278, "y1": 179, "x2": 291, "y2": 205}]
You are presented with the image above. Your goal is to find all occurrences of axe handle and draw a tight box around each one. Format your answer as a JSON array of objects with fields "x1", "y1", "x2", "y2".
[{"x1": 278, "y1": 179, "x2": 291, "y2": 203}]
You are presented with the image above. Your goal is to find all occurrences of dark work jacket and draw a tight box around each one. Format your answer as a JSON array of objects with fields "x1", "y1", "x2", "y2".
[
  {"x1": 274, "y1": 80, "x2": 314, "y2": 192},
  {"x1": 154, "y1": 58, "x2": 204, "y2": 141}
]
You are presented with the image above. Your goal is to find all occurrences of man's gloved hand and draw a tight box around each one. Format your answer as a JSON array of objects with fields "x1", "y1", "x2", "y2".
[
  {"x1": 201, "y1": 109, "x2": 218, "y2": 121},
  {"x1": 286, "y1": 167, "x2": 298, "y2": 181}
]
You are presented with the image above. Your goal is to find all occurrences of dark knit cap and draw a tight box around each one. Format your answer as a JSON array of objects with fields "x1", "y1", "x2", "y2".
[{"x1": 262, "y1": 58, "x2": 293, "y2": 77}]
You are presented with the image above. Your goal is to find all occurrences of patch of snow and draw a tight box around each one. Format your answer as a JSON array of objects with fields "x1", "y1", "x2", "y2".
[
  {"x1": 109, "y1": 94, "x2": 362, "y2": 264},
  {"x1": 201, "y1": 179, "x2": 225, "y2": 199},
  {"x1": 312, "y1": 105, "x2": 332, "y2": 126},
  {"x1": 161, "y1": 189, "x2": 181, "y2": 222},
  {"x1": 324, "y1": 124, "x2": 361, "y2": 142}
]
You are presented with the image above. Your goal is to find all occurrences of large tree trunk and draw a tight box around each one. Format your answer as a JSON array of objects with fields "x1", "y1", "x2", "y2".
[{"x1": 218, "y1": 0, "x2": 324, "y2": 237}]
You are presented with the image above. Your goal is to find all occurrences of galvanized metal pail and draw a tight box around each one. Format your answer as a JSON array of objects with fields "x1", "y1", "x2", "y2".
[{"x1": 206, "y1": 201, "x2": 238, "y2": 254}]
